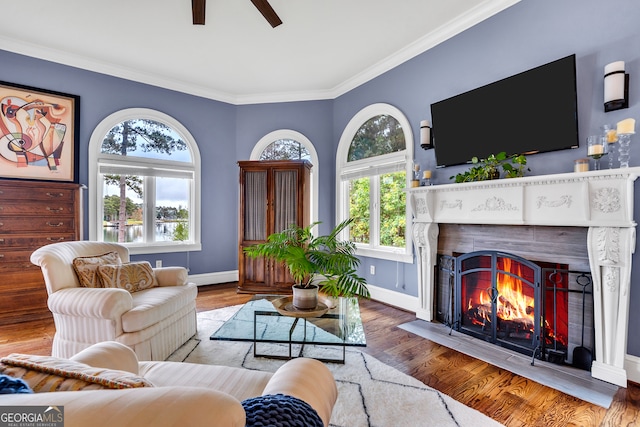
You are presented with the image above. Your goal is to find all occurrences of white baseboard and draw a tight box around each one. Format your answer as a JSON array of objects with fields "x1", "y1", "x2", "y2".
[
  {"x1": 368, "y1": 284, "x2": 419, "y2": 312},
  {"x1": 625, "y1": 354, "x2": 640, "y2": 384},
  {"x1": 188, "y1": 270, "x2": 238, "y2": 286}
]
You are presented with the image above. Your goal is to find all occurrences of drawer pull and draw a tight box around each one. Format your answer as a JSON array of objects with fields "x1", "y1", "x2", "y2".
[
  {"x1": 0, "y1": 238, "x2": 4, "y2": 243},
  {"x1": 47, "y1": 222, "x2": 64, "y2": 227},
  {"x1": 46, "y1": 237, "x2": 65, "y2": 242},
  {"x1": 46, "y1": 207, "x2": 65, "y2": 213},
  {"x1": 46, "y1": 192, "x2": 64, "y2": 198},
  {"x1": 0, "y1": 254, "x2": 4, "y2": 258}
]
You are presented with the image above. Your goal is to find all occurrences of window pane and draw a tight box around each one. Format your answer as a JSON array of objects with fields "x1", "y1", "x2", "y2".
[
  {"x1": 101, "y1": 119, "x2": 191, "y2": 162},
  {"x1": 259, "y1": 139, "x2": 310, "y2": 161},
  {"x1": 348, "y1": 178, "x2": 370, "y2": 244},
  {"x1": 348, "y1": 115, "x2": 405, "y2": 161},
  {"x1": 379, "y1": 171, "x2": 406, "y2": 248},
  {"x1": 103, "y1": 174, "x2": 143, "y2": 243},
  {"x1": 155, "y1": 177, "x2": 190, "y2": 242}
]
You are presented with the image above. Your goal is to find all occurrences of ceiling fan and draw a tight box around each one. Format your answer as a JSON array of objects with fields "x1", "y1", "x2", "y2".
[{"x1": 192, "y1": 0, "x2": 282, "y2": 27}]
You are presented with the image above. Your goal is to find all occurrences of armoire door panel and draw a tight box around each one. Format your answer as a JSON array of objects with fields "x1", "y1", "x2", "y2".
[
  {"x1": 243, "y1": 170, "x2": 268, "y2": 241},
  {"x1": 273, "y1": 169, "x2": 298, "y2": 233},
  {"x1": 240, "y1": 254, "x2": 266, "y2": 286}
]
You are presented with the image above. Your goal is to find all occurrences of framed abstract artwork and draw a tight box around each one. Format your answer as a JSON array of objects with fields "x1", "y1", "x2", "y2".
[{"x1": 0, "y1": 81, "x2": 80, "y2": 183}]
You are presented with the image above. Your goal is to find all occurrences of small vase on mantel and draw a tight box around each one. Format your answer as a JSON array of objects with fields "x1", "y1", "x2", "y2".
[{"x1": 292, "y1": 284, "x2": 319, "y2": 309}]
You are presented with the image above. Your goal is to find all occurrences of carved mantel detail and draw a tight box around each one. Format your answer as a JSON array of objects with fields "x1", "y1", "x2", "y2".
[{"x1": 408, "y1": 168, "x2": 640, "y2": 387}]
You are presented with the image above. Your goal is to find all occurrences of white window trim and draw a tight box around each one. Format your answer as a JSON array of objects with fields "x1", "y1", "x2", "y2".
[
  {"x1": 336, "y1": 103, "x2": 414, "y2": 263},
  {"x1": 88, "y1": 108, "x2": 202, "y2": 255},
  {"x1": 251, "y1": 129, "x2": 319, "y2": 225}
]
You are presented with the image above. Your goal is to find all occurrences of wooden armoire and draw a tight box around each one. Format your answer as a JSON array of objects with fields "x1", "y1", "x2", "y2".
[
  {"x1": 0, "y1": 179, "x2": 83, "y2": 325},
  {"x1": 237, "y1": 160, "x2": 311, "y2": 293}
]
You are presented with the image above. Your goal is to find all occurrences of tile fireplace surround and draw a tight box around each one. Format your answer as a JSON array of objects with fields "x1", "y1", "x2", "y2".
[{"x1": 408, "y1": 167, "x2": 640, "y2": 387}]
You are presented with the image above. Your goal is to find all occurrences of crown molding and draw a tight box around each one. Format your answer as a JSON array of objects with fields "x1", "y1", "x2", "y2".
[{"x1": 0, "y1": 0, "x2": 520, "y2": 105}]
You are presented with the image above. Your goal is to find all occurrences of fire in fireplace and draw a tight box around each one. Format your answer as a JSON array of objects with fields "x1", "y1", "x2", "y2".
[{"x1": 436, "y1": 250, "x2": 593, "y2": 368}]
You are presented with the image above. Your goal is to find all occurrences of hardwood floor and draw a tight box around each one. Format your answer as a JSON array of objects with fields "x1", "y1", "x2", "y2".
[{"x1": 2, "y1": 282, "x2": 638, "y2": 426}]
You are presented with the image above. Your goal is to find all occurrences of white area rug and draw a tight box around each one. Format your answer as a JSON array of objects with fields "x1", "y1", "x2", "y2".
[{"x1": 168, "y1": 306, "x2": 504, "y2": 427}]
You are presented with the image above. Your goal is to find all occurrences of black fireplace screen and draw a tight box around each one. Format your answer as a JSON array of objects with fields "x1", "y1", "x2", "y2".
[{"x1": 436, "y1": 250, "x2": 593, "y2": 367}]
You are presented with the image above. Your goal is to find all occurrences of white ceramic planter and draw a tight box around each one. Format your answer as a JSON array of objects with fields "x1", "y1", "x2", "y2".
[{"x1": 292, "y1": 284, "x2": 319, "y2": 309}]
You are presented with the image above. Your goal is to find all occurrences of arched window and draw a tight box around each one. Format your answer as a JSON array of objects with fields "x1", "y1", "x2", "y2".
[
  {"x1": 251, "y1": 130, "x2": 319, "y2": 224},
  {"x1": 88, "y1": 109, "x2": 201, "y2": 255},
  {"x1": 336, "y1": 104, "x2": 413, "y2": 262}
]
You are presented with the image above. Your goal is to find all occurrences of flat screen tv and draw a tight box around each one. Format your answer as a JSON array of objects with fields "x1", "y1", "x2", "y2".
[{"x1": 431, "y1": 54, "x2": 579, "y2": 167}]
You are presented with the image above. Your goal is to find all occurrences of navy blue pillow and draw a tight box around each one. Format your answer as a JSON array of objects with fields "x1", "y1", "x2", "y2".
[
  {"x1": 242, "y1": 393, "x2": 323, "y2": 427},
  {"x1": 0, "y1": 375, "x2": 33, "y2": 394}
]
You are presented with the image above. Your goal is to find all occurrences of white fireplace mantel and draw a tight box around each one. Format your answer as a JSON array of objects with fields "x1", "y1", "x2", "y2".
[{"x1": 408, "y1": 168, "x2": 640, "y2": 387}]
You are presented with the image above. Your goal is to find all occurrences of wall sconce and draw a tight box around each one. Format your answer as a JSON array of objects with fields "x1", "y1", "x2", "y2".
[
  {"x1": 420, "y1": 120, "x2": 433, "y2": 150},
  {"x1": 604, "y1": 61, "x2": 629, "y2": 112}
]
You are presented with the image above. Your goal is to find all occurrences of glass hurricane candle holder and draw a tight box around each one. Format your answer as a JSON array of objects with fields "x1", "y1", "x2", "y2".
[
  {"x1": 587, "y1": 135, "x2": 607, "y2": 170},
  {"x1": 602, "y1": 124, "x2": 618, "y2": 169},
  {"x1": 421, "y1": 170, "x2": 432, "y2": 186},
  {"x1": 618, "y1": 133, "x2": 633, "y2": 168},
  {"x1": 616, "y1": 118, "x2": 636, "y2": 168}
]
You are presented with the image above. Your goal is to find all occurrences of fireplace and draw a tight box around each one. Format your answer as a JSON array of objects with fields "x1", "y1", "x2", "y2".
[
  {"x1": 436, "y1": 251, "x2": 594, "y2": 368},
  {"x1": 409, "y1": 168, "x2": 640, "y2": 387}
]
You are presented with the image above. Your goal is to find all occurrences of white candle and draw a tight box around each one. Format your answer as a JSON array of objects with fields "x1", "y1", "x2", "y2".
[
  {"x1": 574, "y1": 159, "x2": 589, "y2": 172},
  {"x1": 617, "y1": 118, "x2": 636, "y2": 135},
  {"x1": 423, "y1": 170, "x2": 431, "y2": 179},
  {"x1": 588, "y1": 144, "x2": 604, "y2": 156}
]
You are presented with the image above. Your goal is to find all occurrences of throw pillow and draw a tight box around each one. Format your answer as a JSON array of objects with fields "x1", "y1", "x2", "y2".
[
  {"x1": 97, "y1": 261, "x2": 158, "y2": 293},
  {"x1": 0, "y1": 354, "x2": 153, "y2": 392},
  {"x1": 242, "y1": 394, "x2": 323, "y2": 427},
  {"x1": 72, "y1": 251, "x2": 122, "y2": 288}
]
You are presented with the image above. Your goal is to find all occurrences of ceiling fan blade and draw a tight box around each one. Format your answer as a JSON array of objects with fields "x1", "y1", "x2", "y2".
[
  {"x1": 192, "y1": 0, "x2": 206, "y2": 25},
  {"x1": 250, "y1": 0, "x2": 283, "y2": 28}
]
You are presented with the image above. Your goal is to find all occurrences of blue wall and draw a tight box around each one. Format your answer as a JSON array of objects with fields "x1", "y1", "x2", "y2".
[{"x1": 1, "y1": 0, "x2": 639, "y2": 353}]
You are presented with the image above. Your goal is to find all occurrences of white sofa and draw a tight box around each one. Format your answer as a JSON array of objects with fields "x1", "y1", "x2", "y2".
[
  {"x1": 1, "y1": 341, "x2": 338, "y2": 427},
  {"x1": 30, "y1": 241, "x2": 197, "y2": 361}
]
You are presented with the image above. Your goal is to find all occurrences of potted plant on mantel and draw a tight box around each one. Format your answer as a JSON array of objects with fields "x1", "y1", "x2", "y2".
[
  {"x1": 450, "y1": 151, "x2": 529, "y2": 183},
  {"x1": 243, "y1": 218, "x2": 370, "y2": 310}
]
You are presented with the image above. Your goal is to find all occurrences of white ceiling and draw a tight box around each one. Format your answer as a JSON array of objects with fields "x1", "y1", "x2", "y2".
[{"x1": 0, "y1": 0, "x2": 518, "y2": 105}]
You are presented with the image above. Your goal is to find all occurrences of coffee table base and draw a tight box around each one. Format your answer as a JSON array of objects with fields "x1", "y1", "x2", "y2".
[{"x1": 253, "y1": 310, "x2": 347, "y2": 364}]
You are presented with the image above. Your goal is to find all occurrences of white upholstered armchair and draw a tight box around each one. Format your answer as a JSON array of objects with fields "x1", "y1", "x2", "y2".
[{"x1": 30, "y1": 241, "x2": 197, "y2": 361}]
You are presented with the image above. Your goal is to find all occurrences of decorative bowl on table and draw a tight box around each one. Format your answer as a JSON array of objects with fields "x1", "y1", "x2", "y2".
[{"x1": 271, "y1": 296, "x2": 329, "y2": 318}]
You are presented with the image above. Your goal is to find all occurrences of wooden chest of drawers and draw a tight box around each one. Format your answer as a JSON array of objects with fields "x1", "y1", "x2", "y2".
[{"x1": 0, "y1": 179, "x2": 82, "y2": 325}]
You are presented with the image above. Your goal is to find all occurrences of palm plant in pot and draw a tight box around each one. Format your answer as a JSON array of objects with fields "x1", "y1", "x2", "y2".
[{"x1": 243, "y1": 218, "x2": 370, "y2": 310}]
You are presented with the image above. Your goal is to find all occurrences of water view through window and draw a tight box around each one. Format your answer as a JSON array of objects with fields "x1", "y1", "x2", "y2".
[{"x1": 103, "y1": 221, "x2": 184, "y2": 243}]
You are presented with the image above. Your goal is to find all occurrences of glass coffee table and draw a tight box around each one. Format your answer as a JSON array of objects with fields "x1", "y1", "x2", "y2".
[{"x1": 210, "y1": 294, "x2": 366, "y2": 363}]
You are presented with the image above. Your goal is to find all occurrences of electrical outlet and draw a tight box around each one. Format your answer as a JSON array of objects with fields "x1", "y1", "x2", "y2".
[
  {"x1": 370, "y1": 265, "x2": 375, "y2": 275},
  {"x1": 156, "y1": 260, "x2": 162, "y2": 268}
]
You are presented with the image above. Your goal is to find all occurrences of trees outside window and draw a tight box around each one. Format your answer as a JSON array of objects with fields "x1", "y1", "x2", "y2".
[
  {"x1": 259, "y1": 138, "x2": 310, "y2": 161},
  {"x1": 89, "y1": 109, "x2": 201, "y2": 255},
  {"x1": 337, "y1": 104, "x2": 414, "y2": 263}
]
